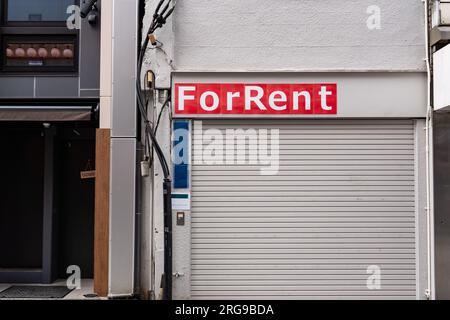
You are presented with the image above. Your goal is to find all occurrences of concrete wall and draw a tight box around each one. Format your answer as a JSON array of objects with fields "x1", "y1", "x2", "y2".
[{"x1": 172, "y1": 0, "x2": 426, "y2": 72}]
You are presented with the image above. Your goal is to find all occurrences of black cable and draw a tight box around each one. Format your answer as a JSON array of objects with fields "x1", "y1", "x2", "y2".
[
  {"x1": 154, "y1": 94, "x2": 172, "y2": 135},
  {"x1": 136, "y1": 0, "x2": 175, "y2": 301},
  {"x1": 80, "y1": 0, "x2": 97, "y2": 18},
  {"x1": 136, "y1": 29, "x2": 170, "y2": 178},
  {"x1": 160, "y1": 1, "x2": 171, "y2": 17},
  {"x1": 154, "y1": 0, "x2": 165, "y2": 17},
  {"x1": 136, "y1": 0, "x2": 175, "y2": 179}
]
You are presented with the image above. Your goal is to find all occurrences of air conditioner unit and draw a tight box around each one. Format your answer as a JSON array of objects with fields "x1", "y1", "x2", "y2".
[{"x1": 432, "y1": 0, "x2": 450, "y2": 27}]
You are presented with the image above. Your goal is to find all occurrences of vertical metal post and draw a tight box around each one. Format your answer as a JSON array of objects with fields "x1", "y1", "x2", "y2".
[
  {"x1": 42, "y1": 126, "x2": 56, "y2": 284},
  {"x1": 163, "y1": 179, "x2": 173, "y2": 300}
]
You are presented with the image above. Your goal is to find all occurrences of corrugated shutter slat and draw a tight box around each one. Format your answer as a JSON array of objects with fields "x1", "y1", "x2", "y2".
[{"x1": 190, "y1": 120, "x2": 416, "y2": 300}]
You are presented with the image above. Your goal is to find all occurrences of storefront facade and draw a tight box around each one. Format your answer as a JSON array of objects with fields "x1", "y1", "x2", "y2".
[
  {"x1": 137, "y1": 0, "x2": 434, "y2": 300},
  {"x1": 170, "y1": 72, "x2": 429, "y2": 300},
  {"x1": 0, "y1": 0, "x2": 100, "y2": 284}
]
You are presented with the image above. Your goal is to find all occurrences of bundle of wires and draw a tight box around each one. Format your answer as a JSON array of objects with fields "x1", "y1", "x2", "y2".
[
  {"x1": 136, "y1": 0, "x2": 175, "y2": 179},
  {"x1": 136, "y1": 0, "x2": 176, "y2": 301}
]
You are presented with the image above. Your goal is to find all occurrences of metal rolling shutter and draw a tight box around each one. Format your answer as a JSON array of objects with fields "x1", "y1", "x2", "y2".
[{"x1": 191, "y1": 120, "x2": 416, "y2": 300}]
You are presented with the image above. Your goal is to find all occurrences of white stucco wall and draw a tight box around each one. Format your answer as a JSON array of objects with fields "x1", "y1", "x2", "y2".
[{"x1": 171, "y1": 0, "x2": 426, "y2": 72}]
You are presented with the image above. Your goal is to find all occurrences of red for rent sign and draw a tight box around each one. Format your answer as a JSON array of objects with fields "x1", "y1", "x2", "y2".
[{"x1": 174, "y1": 83, "x2": 337, "y2": 115}]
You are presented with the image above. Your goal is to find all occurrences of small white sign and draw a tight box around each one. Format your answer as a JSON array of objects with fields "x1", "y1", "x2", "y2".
[{"x1": 172, "y1": 193, "x2": 191, "y2": 211}]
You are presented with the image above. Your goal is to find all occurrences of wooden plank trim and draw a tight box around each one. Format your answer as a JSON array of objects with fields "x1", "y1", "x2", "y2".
[{"x1": 94, "y1": 129, "x2": 111, "y2": 297}]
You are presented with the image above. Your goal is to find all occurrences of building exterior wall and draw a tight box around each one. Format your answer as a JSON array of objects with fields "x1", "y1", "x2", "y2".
[
  {"x1": 172, "y1": 0, "x2": 425, "y2": 72},
  {"x1": 0, "y1": 0, "x2": 102, "y2": 286},
  {"x1": 434, "y1": 112, "x2": 450, "y2": 299},
  {"x1": 0, "y1": 2, "x2": 101, "y2": 100},
  {"x1": 141, "y1": 0, "x2": 431, "y2": 300},
  {"x1": 432, "y1": 2, "x2": 450, "y2": 298},
  {"x1": 101, "y1": 0, "x2": 139, "y2": 297}
]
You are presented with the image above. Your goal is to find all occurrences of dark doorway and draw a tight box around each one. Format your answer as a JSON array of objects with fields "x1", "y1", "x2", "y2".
[
  {"x1": 0, "y1": 127, "x2": 45, "y2": 269},
  {"x1": 0, "y1": 120, "x2": 96, "y2": 283},
  {"x1": 55, "y1": 126, "x2": 95, "y2": 279}
]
